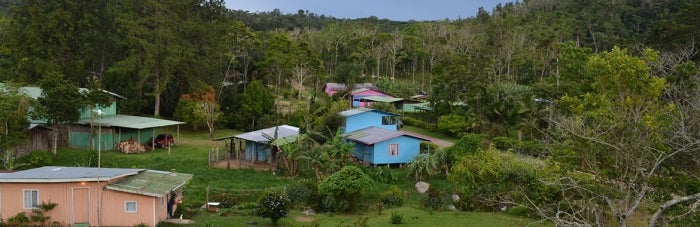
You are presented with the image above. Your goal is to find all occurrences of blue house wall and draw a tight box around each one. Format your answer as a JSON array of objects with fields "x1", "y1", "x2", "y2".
[
  {"x1": 344, "y1": 111, "x2": 397, "y2": 133},
  {"x1": 245, "y1": 141, "x2": 271, "y2": 161},
  {"x1": 351, "y1": 135, "x2": 424, "y2": 165}
]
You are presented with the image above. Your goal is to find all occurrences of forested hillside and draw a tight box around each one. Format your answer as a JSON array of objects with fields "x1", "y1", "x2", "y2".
[{"x1": 2, "y1": 0, "x2": 700, "y2": 225}]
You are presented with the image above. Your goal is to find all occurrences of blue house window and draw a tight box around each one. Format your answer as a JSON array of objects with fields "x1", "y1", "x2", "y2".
[{"x1": 389, "y1": 144, "x2": 399, "y2": 156}]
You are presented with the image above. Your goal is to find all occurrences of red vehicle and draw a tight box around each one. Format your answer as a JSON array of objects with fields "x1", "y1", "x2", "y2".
[{"x1": 152, "y1": 134, "x2": 174, "y2": 148}]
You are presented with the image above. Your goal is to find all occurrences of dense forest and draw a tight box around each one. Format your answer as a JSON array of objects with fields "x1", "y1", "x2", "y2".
[{"x1": 1, "y1": 0, "x2": 700, "y2": 225}]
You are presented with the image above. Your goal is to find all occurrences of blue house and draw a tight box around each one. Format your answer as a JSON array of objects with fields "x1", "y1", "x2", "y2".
[
  {"x1": 339, "y1": 108, "x2": 430, "y2": 166},
  {"x1": 234, "y1": 125, "x2": 299, "y2": 162},
  {"x1": 340, "y1": 108, "x2": 400, "y2": 133}
]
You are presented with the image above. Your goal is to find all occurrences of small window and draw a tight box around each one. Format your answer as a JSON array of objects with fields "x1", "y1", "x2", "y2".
[
  {"x1": 23, "y1": 189, "x2": 39, "y2": 209},
  {"x1": 125, "y1": 201, "x2": 137, "y2": 213},
  {"x1": 389, "y1": 144, "x2": 399, "y2": 156}
]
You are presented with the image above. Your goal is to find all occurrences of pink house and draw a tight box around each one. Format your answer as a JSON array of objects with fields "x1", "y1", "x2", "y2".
[
  {"x1": 351, "y1": 88, "x2": 394, "y2": 107},
  {"x1": 322, "y1": 83, "x2": 377, "y2": 96},
  {"x1": 0, "y1": 166, "x2": 192, "y2": 226}
]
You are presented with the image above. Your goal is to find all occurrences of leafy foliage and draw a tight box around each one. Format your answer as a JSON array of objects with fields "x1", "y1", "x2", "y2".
[
  {"x1": 256, "y1": 191, "x2": 290, "y2": 225},
  {"x1": 318, "y1": 166, "x2": 374, "y2": 212},
  {"x1": 379, "y1": 185, "x2": 405, "y2": 207}
]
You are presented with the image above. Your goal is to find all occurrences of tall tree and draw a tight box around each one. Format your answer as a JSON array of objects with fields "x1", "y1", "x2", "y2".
[
  {"x1": 240, "y1": 80, "x2": 274, "y2": 130},
  {"x1": 38, "y1": 73, "x2": 84, "y2": 155},
  {"x1": 544, "y1": 47, "x2": 673, "y2": 226},
  {"x1": 0, "y1": 82, "x2": 35, "y2": 170}
]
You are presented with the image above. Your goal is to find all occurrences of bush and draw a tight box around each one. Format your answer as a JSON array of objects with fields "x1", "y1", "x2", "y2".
[
  {"x1": 390, "y1": 212, "x2": 404, "y2": 224},
  {"x1": 421, "y1": 187, "x2": 444, "y2": 210},
  {"x1": 82, "y1": 149, "x2": 99, "y2": 167},
  {"x1": 368, "y1": 165, "x2": 397, "y2": 184},
  {"x1": 27, "y1": 150, "x2": 54, "y2": 167},
  {"x1": 287, "y1": 184, "x2": 312, "y2": 208},
  {"x1": 401, "y1": 116, "x2": 437, "y2": 131},
  {"x1": 491, "y1": 137, "x2": 547, "y2": 157},
  {"x1": 210, "y1": 193, "x2": 237, "y2": 208},
  {"x1": 379, "y1": 185, "x2": 405, "y2": 207},
  {"x1": 318, "y1": 166, "x2": 374, "y2": 212},
  {"x1": 7, "y1": 212, "x2": 29, "y2": 225},
  {"x1": 256, "y1": 191, "x2": 290, "y2": 225}
]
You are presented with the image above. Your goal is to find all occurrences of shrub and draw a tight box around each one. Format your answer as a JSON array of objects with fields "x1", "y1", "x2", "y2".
[
  {"x1": 421, "y1": 187, "x2": 444, "y2": 210},
  {"x1": 446, "y1": 133, "x2": 484, "y2": 164},
  {"x1": 369, "y1": 165, "x2": 397, "y2": 184},
  {"x1": 27, "y1": 150, "x2": 54, "y2": 167},
  {"x1": 379, "y1": 185, "x2": 405, "y2": 207},
  {"x1": 420, "y1": 142, "x2": 438, "y2": 154},
  {"x1": 256, "y1": 191, "x2": 290, "y2": 225},
  {"x1": 210, "y1": 193, "x2": 237, "y2": 208},
  {"x1": 318, "y1": 166, "x2": 374, "y2": 212},
  {"x1": 390, "y1": 212, "x2": 404, "y2": 224},
  {"x1": 7, "y1": 212, "x2": 29, "y2": 225},
  {"x1": 287, "y1": 184, "x2": 312, "y2": 208},
  {"x1": 82, "y1": 149, "x2": 99, "y2": 167},
  {"x1": 491, "y1": 137, "x2": 547, "y2": 157},
  {"x1": 401, "y1": 116, "x2": 436, "y2": 131}
]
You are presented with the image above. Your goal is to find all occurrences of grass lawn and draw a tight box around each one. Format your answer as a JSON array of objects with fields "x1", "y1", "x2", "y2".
[
  {"x1": 401, "y1": 125, "x2": 458, "y2": 143},
  {"x1": 47, "y1": 128, "x2": 548, "y2": 227}
]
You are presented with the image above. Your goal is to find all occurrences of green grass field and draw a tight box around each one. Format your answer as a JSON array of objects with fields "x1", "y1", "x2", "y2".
[{"x1": 49, "y1": 128, "x2": 549, "y2": 227}]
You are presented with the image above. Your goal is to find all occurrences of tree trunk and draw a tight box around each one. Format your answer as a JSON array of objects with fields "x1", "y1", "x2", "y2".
[{"x1": 52, "y1": 125, "x2": 58, "y2": 155}]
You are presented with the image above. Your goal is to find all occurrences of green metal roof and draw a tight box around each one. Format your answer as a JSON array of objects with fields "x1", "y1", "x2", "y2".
[
  {"x1": 359, "y1": 96, "x2": 404, "y2": 103},
  {"x1": 106, "y1": 170, "x2": 193, "y2": 197},
  {"x1": 77, "y1": 115, "x2": 185, "y2": 129}
]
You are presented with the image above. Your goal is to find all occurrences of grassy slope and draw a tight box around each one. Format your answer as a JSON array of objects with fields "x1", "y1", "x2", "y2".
[{"x1": 51, "y1": 128, "x2": 549, "y2": 227}]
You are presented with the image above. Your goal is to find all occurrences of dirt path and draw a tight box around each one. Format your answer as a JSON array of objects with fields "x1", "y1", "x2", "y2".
[{"x1": 399, "y1": 130, "x2": 454, "y2": 148}]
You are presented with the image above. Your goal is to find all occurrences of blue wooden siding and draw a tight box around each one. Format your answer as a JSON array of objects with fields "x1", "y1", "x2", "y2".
[
  {"x1": 344, "y1": 111, "x2": 397, "y2": 133},
  {"x1": 352, "y1": 143, "x2": 374, "y2": 162},
  {"x1": 350, "y1": 135, "x2": 423, "y2": 165},
  {"x1": 245, "y1": 141, "x2": 270, "y2": 161},
  {"x1": 371, "y1": 136, "x2": 423, "y2": 164}
]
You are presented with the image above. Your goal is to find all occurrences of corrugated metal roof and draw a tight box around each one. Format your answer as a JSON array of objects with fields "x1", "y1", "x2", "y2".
[
  {"x1": 343, "y1": 127, "x2": 432, "y2": 145},
  {"x1": 343, "y1": 127, "x2": 403, "y2": 145},
  {"x1": 76, "y1": 115, "x2": 185, "y2": 129},
  {"x1": 360, "y1": 96, "x2": 404, "y2": 103},
  {"x1": 339, "y1": 108, "x2": 400, "y2": 117},
  {"x1": 0, "y1": 166, "x2": 143, "y2": 183},
  {"x1": 107, "y1": 170, "x2": 193, "y2": 197},
  {"x1": 16, "y1": 85, "x2": 124, "y2": 99},
  {"x1": 234, "y1": 125, "x2": 299, "y2": 144}
]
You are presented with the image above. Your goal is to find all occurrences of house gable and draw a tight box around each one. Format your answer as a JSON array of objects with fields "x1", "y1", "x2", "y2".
[
  {"x1": 344, "y1": 126, "x2": 429, "y2": 165},
  {"x1": 340, "y1": 108, "x2": 399, "y2": 133}
]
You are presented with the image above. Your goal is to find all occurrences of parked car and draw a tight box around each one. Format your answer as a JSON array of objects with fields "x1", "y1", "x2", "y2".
[{"x1": 151, "y1": 134, "x2": 174, "y2": 148}]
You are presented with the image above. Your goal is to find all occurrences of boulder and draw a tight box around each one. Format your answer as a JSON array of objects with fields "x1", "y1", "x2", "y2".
[{"x1": 415, "y1": 181, "x2": 430, "y2": 194}]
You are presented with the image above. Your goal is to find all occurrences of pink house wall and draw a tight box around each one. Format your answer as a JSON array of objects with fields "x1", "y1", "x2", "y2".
[{"x1": 0, "y1": 181, "x2": 167, "y2": 226}]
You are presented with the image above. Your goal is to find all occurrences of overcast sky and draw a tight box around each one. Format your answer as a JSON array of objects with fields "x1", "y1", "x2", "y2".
[{"x1": 225, "y1": 0, "x2": 513, "y2": 21}]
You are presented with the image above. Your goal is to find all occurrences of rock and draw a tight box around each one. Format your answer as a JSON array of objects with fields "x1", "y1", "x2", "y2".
[
  {"x1": 415, "y1": 181, "x2": 430, "y2": 194},
  {"x1": 451, "y1": 194, "x2": 460, "y2": 203},
  {"x1": 500, "y1": 205, "x2": 507, "y2": 211},
  {"x1": 447, "y1": 205, "x2": 457, "y2": 211},
  {"x1": 303, "y1": 209, "x2": 315, "y2": 215}
]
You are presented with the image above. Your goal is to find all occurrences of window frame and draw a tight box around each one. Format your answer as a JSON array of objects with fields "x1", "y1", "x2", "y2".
[
  {"x1": 125, "y1": 201, "x2": 137, "y2": 213},
  {"x1": 389, "y1": 144, "x2": 399, "y2": 156},
  {"x1": 22, "y1": 189, "x2": 39, "y2": 209}
]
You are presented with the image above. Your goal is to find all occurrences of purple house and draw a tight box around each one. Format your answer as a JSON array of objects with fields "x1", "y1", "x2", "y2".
[{"x1": 339, "y1": 108, "x2": 430, "y2": 165}]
